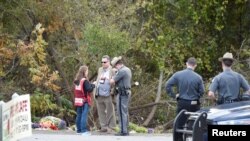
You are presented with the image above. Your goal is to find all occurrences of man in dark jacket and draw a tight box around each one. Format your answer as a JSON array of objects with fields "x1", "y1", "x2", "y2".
[
  {"x1": 165, "y1": 57, "x2": 205, "y2": 141},
  {"x1": 165, "y1": 57, "x2": 205, "y2": 114}
]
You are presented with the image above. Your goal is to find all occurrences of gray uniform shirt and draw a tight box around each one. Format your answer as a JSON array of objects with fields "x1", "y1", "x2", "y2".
[
  {"x1": 209, "y1": 69, "x2": 250, "y2": 100},
  {"x1": 113, "y1": 65, "x2": 132, "y2": 89},
  {"x1": 165, "y1": 68, "x2": 205, "y2": 100}
]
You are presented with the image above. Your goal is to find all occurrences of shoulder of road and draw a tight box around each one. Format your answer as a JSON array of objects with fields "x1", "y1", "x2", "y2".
[{"x1": 32, "y1": 129, "x2": 172, "y2": 136}]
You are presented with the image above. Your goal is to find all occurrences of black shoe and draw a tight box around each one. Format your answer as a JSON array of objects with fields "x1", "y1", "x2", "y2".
[{"x1": 115, "y1": 132, "x2": 129, "y2": 136}]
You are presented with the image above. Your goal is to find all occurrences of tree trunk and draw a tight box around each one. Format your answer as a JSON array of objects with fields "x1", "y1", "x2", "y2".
[
  {"x1": 47, "y1": 46, "x2": 74, "y2": 104},
  {"x1": 142, "y1": 70, "x2": 163, "y2": 126}
]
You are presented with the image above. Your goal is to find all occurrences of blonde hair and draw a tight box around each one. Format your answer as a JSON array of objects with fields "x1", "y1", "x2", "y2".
[{"x1": 74, "y1": 65, "x2": 88, "y2": 84}]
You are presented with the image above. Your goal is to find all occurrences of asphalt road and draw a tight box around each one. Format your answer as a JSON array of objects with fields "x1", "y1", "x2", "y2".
[{"x1": 18, "y1": 130, "x2": 173, "y2": 141}]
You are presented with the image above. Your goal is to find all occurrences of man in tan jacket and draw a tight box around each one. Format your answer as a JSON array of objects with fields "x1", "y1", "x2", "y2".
[{"x1": 95, "y1": 55, "x2": 116, "y2": 133}]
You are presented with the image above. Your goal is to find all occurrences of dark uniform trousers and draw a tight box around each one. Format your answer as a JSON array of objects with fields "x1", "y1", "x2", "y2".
[
  {"x1": 177, "y1": 98, "x2": 200, "y2": 114},
  {"x1": 116, "y1": 90, "x2": 131, "y2": 134},
  {"x1": 176, "y1": 98, "x2": 201, "y2": 141}
]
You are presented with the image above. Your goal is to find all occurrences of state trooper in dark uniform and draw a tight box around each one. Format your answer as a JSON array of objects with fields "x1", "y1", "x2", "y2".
[
  {"x1": 208, "y1": 52, "x2": 250, "y2": 104},
  {"x1": 110, "y1": 56, "x2": 132, "y2": 136},
  {"x1": 165, "y1": 57, "x2": 205, "y2": 114},
  {"x1": 166, "y1": 57, "x2": 205, "y2": 141}
]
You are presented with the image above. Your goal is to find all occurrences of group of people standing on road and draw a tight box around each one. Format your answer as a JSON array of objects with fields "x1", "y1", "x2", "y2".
[
  {"x1": 165, "y1": 52, "x2": 250, "y2": 115},
  {"x1": 73, "y1": 55, "x2": 132, "y2": 136},
  {"x1": 73, "y1": 52, "x2": 250, "y2": 136},
  {"x1": 165, "y1": 52, "x2": 250, "y2": 141}
]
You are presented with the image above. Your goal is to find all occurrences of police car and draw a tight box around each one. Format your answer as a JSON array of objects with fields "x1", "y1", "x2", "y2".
[{"x1": 173, "y1": 94, "x2": 250, "y2": 141}]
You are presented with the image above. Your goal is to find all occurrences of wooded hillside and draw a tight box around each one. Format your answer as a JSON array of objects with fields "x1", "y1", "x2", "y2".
[{"x1": 1, "y1": 0, "x2": 250, "y2": 130}]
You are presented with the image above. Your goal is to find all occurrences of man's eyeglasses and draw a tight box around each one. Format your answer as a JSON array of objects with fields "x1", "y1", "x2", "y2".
[{"x1": 101, "y1": 61, "x2": 107, "y2": 64}]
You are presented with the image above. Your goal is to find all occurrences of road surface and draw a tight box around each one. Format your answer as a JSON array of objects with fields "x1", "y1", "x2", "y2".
[{"x1": 19, "y1": 130, "x2": 173, "y2": 141}]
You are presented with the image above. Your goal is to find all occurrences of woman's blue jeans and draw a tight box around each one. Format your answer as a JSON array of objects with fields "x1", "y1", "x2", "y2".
[{"x1": 76, "y1": 103, "x2": 89, "y2": 133}]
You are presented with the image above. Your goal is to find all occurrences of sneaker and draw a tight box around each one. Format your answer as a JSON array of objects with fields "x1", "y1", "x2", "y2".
[{"x1": 81, "y1": 131, "x2": 91, "y2": 136}]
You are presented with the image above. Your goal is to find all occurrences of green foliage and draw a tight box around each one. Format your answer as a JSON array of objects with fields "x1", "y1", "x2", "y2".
[
  {"x1": 0, "y1": 80, "x2": 26, "y2": 101},
  {"x1": 155, "y1": 107, "x2": 167, "y2": 124},
  {"x1": 31, "y1": 116, "x2": 41, "y2": 123},
  {"x1": 83, "y1": 23, "x2": 130, "y2": 57},
  {"x1": 0, "y1": 36, "x2": 15, "y2": 77},
  {"x1": 30, "y1": 91, "x2": 76, "y2": 123},
  {"x1": 129, "y1": 122, "x2": 147, "y2": 133},
  {"x1": 57, "y1": 96, "x2": 76, "y2": 122},
  {"x1": 17, "y1": 24, "x2": 60, "y2": 92},
  {"x1": 135, "y1": 0, "x2": 250, "y2": 78},
  {"x1": 30, "y1": 91, "x2": 58, "y2": 117}
]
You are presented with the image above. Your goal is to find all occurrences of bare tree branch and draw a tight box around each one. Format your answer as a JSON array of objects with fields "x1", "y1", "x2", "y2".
[
  {"x1": 129, "y1": 100, "x2": 176, "y2": 111},
  {"x1": 143, "y1": 70, "x2": 163, "y2": 126}
]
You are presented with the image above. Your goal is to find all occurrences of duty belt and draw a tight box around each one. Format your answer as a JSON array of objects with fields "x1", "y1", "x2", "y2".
[{"x1": 224, "y1": 99, "x2": 239, "y2": 103}]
